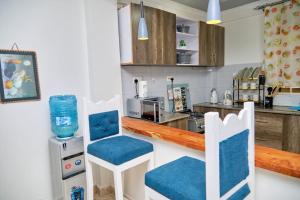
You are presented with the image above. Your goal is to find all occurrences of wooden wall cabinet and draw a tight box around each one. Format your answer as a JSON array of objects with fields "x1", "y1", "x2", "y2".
[
  {"x1": 199, "y1": 22, "x2": 225, "y2": 66},
  {"x1": 118, "y1": 4, "x2": 176, "y2": 65}
]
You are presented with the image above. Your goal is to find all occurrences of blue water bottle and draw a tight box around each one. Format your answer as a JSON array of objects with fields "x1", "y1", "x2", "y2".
[{"x1": 49, "y1": 95, "x2": 78, "y2": 139}]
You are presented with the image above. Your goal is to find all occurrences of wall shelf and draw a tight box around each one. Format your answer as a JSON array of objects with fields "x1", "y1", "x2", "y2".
[
  {"x1": 176, "y1": 17, "x2": 199, "y2": 65},
  {"x1": 176, "y1": 32, "x2": 198, "y2": 38}
]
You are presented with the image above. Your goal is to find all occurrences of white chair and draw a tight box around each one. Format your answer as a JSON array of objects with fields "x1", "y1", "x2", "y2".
[
  {"x1": 83, "y1": 95, "x2": 154, "y2": 200},
  {"x1": 145, "y1": 102, "x2": 255, "y2": 200}
]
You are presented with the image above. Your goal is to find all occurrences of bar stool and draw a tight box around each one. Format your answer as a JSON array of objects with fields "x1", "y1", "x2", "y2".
[
  {"x1": 145, "y1": 102, "x2": 255, "y2": 200},
  {"x1": 83, "y1": 95, "x2": 154, "y2": 200}
]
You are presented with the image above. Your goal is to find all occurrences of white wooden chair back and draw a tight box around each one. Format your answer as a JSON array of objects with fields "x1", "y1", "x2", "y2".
[
  {"x1": 205, "y1": 102, "x2": 255, "y2": 200},
  {"x1": 82, "y1": 95, "x2": 122, "y2": 151}
]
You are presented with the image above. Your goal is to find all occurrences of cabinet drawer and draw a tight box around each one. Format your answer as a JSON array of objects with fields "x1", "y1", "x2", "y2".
[
  {"x1": 255, "y1": 113, "x2": 283, "y2": 138},
  {"x1": 255, "y1": 113, "x2": 283, "y2": 150}
]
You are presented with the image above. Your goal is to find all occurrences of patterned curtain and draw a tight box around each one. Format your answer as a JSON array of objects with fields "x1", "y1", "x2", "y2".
[{"x1": 264, "y1": 0, "x2": 300, "y2": 87}]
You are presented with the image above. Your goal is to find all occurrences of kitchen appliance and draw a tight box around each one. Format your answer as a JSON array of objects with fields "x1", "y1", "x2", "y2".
[
  {"x1": 187, "y1": 112, "x2": 205, "y2": 133},
  {"x1": 210, "y1": 88, "x2": 218, "y2": 104},
  {"x1": 223, "y1": 90, "x2": 233, "y2": 106},
  {"x1": 138, "y1": 81, "x2": 148, "y2": 98},
  {"x1": 49, "y1": 136, "x2": 86, "y2": 200},
  {"x1": 127, "y1": 97, "x2": 165, "y2": 123}
]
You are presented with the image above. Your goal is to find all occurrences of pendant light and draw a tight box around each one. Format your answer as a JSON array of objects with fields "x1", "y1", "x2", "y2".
[
  {"x1": 207, "y1": 0, "x2": 222, "y2": 24},
  {"x1": 138, "y1": 1, "x2": 148, "y2": 40}
]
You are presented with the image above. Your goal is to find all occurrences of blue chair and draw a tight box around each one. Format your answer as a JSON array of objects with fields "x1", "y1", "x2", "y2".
[
  {"x1": 83, "y1": 95, "x2": 154, "y2": 200},
  {"x1": 145, "y1": 102, "x2": 255, "y2": 200}
]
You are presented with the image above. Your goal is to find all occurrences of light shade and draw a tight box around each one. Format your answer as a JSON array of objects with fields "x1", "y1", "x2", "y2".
[
  {"x1": 138, "y1": 17, "x2": 148, "y2": 40},
  {"x1": 207, "y1": 0, "x2": 222, "y2": 24}
]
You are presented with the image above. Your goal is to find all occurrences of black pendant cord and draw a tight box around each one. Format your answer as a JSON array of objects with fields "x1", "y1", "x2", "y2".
[
  {"x1": 171, "y1": 78, "x2": 175, "y2": 113},
  {"x1": 134, "y1": 79, "x2": 139, "y2": 99},
  {"x1": 140, "y1": 1, "x2": 144, "y2": 18}
]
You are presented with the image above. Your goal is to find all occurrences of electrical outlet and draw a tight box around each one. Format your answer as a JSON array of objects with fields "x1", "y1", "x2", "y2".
[
  {"x1": 166, "y1": 76, "x2": 174, "y2": 82},
  {"x1": 132, "y1": 77, "x2": 140, "y2": 84}
]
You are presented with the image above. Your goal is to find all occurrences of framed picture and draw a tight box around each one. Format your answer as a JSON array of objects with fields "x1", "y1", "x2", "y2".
[{"x1": 0, "y1": 50, "x2": 40, "y2": 103}]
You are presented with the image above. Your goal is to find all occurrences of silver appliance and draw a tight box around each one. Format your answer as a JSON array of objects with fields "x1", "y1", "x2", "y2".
[
  {"x1": 187, "y1": 112, "x2": 205, "y2": 133},
  {"x1": 127, "y1": 97, "x2": 165, "y2": 123},
  {"x1": 49, "y1": 136, "x2": 86, "y2": 200}
]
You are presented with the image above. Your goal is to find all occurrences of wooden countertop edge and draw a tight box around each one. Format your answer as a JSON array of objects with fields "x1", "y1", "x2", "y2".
[{"x1": 122, "y1": 117, "x2": 300, "y2": 179}]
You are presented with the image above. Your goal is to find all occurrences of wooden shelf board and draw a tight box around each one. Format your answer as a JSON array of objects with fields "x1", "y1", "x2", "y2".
[
  {"x1": 176, "y1": 32, "x2": 198, "y2": 37},
  {"x1": 176, "y1": 48, "x2": 198, "y2": 52}
]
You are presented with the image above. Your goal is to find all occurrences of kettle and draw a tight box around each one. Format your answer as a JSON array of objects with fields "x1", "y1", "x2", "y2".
[
  {"x1": 223, "y1": 90, "x2": 233, "y2": 106},
  {"x1": 210, "y1": 88, "x2": 218, "y2": 104}
]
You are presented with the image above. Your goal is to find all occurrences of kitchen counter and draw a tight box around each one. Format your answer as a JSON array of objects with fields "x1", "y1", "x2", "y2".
[
  {"x1": 193, "y1": 102, "x2": 300, "y2": 116},
  {"x1": 159, "y1": 112, "x2": 189, "y2": 124},
  {"x1": 193, "y1": 103, "x2": 300, "y2": 153},
  {"x1": 122, "y1": 117, "x2": 300, "y2": 179}
]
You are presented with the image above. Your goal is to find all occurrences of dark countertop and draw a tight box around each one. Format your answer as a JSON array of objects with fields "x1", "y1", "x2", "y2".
[
  {"x1": 193, "y1": 102, "x2": 300, "y2": 116},
  {"x1": 159, "y1": 112, "x2": 190, "y2": 124}
]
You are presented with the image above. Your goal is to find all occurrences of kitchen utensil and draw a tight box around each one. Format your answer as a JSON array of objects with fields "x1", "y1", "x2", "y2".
[
  {"x1": 176, "y1": 24, "x2": 183, "y2": 32},
  {"x1": 265, "y1": 87, "x2": 273, "y2": 108},
  {"x1": 183, "y1": 25, "x2": 190, "y2": 33},
  {"x1": 242, "y1": 82, "x2": 249, "y2": 89},
  {"x1": 178, "y1": 52, "x2": 191, "y2": 64},
  {"x1": 239, "y1": 68, "x2": 248, "y2": 80},
  {"x1": 250, "y1": 82, "x2": 256, "y2": 89},
  {"x1": 251, "y1": 67, "x2": 261, "y2": 80},
  {"x1": 242, "y1": 94, "x2": 249, "y2": 101},
  {"x1": 223, "y1": 90, "x2": 233, "y2": 105},
  {"x1": 210, "y1": 88, "x2": 218, "y2": 104},
  {"x1": 253, "y1": 94, "x2": 259, "y2": 102},
  {"x1": 246, "y1": 67, "x2": 254, "y2": 80},
  {"x1": 259, "y1": 75, "x2": 266, "y2": 85},
  {"x1": 242, "y1": 67, "x2": 251, "y2": 81}
]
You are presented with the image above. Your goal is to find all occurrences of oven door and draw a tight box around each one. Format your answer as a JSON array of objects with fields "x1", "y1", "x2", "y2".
[{"x1": 141, "y1": 100, "x2": 159, "y2": 122}]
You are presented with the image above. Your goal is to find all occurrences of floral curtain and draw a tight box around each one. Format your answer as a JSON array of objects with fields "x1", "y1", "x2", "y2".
[{"x1": 264, "y1": 0, "x2": 300, "y2": 87}]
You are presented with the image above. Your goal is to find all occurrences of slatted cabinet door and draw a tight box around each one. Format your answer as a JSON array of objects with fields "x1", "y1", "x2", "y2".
[
  {"x1": 199, "y1": 22, "x2": 225, "y2": 66},
  {"x1": 119, "y1": 3, "x2": 176, "y2": 65}
]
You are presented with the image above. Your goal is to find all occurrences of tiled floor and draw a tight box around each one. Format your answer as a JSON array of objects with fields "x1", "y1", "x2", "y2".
[{"x1": 94, "y1": 190, "x2": 129, "y2": 200}]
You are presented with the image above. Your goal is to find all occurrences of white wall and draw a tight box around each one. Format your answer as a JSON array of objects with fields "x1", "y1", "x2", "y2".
[
  {"x1": 0, "y1": 0, "x2": 123, "y2": 199},
  {"x1": 0, "y1": 0, "x2": 88, "y2": 199},
  {"x1": 84, "y1": 0, "x2": 122, "y2": 102},
  {"x1": 222, "y1": 1, "x2": 265, "y2": 65},
  {"x1": 83, "y1": 0, "x2": 123, "y2": 189}
]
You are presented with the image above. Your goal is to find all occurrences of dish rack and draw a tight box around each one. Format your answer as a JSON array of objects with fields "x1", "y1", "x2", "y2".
[{"x1": 232, "y1": 75, "x2": 265, "y2": 105}]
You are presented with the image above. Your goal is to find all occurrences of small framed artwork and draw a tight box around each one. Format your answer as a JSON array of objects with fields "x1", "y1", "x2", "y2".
[{"x1": 0, "y1": 50, "x2": 41, "y2": 103}]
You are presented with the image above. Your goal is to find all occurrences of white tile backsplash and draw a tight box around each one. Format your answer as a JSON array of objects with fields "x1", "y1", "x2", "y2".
[{"x1": 121, "y1": 62, "x2": 300, "y2": 112}]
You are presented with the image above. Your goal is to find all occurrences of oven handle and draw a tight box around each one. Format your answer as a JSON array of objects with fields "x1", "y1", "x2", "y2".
[{"x1": 153, "y1": 102, "x2": 157, "y2": 123}]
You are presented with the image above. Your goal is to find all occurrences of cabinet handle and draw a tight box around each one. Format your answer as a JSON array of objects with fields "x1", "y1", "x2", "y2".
[
  {"x1": 256, "y1": 137, "x2": 268, "y2": 141},
  {"x1": 256, "y1": 120, "x2": 269, "y2": 124}
]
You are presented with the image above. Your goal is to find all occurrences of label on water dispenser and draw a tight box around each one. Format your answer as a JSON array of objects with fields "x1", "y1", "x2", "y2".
[{"x1": 56, "y1": 116, "x2": 71, "y2": 126}]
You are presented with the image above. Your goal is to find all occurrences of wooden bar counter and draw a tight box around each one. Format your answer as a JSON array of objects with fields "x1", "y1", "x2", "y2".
[{"x1": 122, "y1": 117, "x2": 300, "y2": 179}]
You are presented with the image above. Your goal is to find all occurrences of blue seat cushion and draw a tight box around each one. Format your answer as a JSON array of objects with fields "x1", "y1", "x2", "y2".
[
  {"x1": 89, "y1": 110, "x2": 119, "y2": 141},
  {"x1": 145, "y1": 156, "x2": 206, "y2": 200},
  {"x1": 220, "y1": 129, "x2": 249, "y2": 196},
  {"x1": 87, "y1": 136, "x2": 153, "y2": 165},
  {"x1": 145, "y1": 156, "x2": 251, "y2": 200}
]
